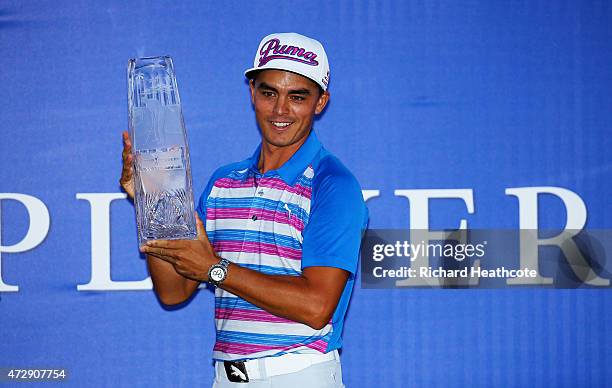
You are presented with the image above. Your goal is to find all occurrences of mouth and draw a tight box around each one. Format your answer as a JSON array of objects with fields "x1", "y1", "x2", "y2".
[{"x1": 269, "y1": 121, "x2": 294, "y2": 130}]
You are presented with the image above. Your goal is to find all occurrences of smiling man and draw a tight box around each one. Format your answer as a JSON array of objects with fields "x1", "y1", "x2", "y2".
[{"x1": 122, "y1": 32, "x2": 368, "y2": 387}]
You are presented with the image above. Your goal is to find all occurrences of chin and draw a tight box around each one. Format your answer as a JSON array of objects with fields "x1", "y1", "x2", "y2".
[
  {"x1": 263, "y1": 135, "x2": 295, "y2": 148},
  {"x1": 262, "y1": 128, "x2": 304, "y2": 147}
]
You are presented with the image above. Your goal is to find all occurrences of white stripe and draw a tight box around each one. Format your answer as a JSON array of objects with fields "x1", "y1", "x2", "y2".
[
  {"x1": 213, "y1": 346, "x2": 323, "y2": 361},
  {"x1": 216, "y1": 288, "x2": 238, "y2": 299},
  {"x1": 217, "y1": 251, "x2": 302, "y2": 273},
  {"x1": 210, "y1": 186, "x2": 255, "y2": 199},
  {"x1": 303, "y1": 166, "x2": 314, "y2": 179}
]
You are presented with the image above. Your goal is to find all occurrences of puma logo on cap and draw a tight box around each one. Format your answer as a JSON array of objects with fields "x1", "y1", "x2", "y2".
[{"x1": 258, "y1": 38, "x2": 319, "y2": 67}]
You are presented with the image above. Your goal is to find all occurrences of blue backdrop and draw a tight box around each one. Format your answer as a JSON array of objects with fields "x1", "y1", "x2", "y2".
[{"x1": 1, "y1": 1, "x2": 611, "y2": 387}]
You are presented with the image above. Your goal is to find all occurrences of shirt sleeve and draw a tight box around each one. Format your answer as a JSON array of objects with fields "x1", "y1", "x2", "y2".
[
  {"x1": 196, "y1": 174, "x2": 217, "y2": 222},
  {"x1": 300, "y1": 164, "x2": 368, "y2": 276},
  {"x1": 196, "y1": 164, "x2": 234, "y2": 231}
]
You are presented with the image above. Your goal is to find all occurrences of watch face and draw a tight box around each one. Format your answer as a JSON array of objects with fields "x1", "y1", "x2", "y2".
[{"x1": 210, "y1": 266, "x2": 226, "y2": 282}]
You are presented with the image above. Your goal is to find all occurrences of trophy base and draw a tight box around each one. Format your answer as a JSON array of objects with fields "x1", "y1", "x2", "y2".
[{"x1": 136, "y1": 187, "x2": 197, "y2": 246}]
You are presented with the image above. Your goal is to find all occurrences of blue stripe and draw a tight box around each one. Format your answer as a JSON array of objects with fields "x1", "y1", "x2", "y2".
[
  {"x1": 218, "y1": 330, "x2": 322, "y2": 346},
  {"x1": 241, "y1": 263, "x2": 300, "y2": 276},
  {"x1": 216, "y1": 297, "x2": 259, "y2": 311},
  {"x1": 283, "y1": 202, "x2": 307, "y2": 222},
  {"x1": 228, "y1": 170, "x2": 249, "y2": 180},
  {"x1": 295, "y1": 173, "x2": 313, "y2": 187},
  {"x1": 209, "y1": 197, "x2": 309, "y2": 223}
]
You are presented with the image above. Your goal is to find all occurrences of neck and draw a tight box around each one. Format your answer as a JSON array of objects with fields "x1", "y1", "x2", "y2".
[{"x1": 257, "y1": 131, "x2": 310, "y2": 174}]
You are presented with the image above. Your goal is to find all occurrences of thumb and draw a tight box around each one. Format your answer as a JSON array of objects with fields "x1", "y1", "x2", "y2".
[{"x1": 195, "y1": 212, "x2": 209, "y2": 243}]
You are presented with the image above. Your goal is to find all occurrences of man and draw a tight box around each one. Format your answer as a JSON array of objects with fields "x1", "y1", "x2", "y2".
[{"x1": 121, "y1": 32, "x2": 368, "y2": 387}]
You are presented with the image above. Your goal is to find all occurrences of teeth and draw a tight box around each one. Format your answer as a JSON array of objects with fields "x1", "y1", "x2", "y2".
[{"x1": 272, "y1": 122, "x2": 291, "y2": 128}]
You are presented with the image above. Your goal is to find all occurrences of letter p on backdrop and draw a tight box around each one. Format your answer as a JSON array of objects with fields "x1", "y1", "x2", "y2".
[{"x1": 0, "y1": 193, "x2": 50, "y2": 292}]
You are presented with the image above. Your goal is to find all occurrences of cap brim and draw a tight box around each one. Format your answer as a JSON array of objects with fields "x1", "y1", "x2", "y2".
[
  {"x1": 244, "y1": 67, "x2": 262, "y2": 79},
  {"x1": 244, "y1": 67, "x2": 326, "y2": 91}
]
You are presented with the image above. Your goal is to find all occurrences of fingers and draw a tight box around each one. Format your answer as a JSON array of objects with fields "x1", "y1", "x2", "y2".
[
  {"x1": 143, "y1": 240, "x2": 185, "y2": 250},
  {"x1": 141, "y1": 239, "x2": 184, "y2": 263},
  {"x1": 120, "y1": 156, "x2": 133, "y2": 180},
  {"x1": 122, "y1": 130, "x2": 131, "y2": 146},
  {"x1": 121, "y1": 132, "x2": 133, "y2": 168},
  {"x1": 122, "y1": 132, "x2": 132, "y2": 156},
  {"x1": 120, "y1": 131, "x2": 136, "y2": 199},
  {"x1": 140, "y1": 242, "x2": 180, "y2": 262}
]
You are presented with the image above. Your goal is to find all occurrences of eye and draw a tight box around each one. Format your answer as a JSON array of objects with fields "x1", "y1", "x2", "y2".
[
  {"x1": 261, "y1": 90, "x2": 275, "y2": 97},
  {"x1": 290, "y1": 95, "x2": 305, "y2": 102}
]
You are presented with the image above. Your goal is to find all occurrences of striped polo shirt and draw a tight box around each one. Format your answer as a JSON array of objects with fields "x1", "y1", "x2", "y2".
[{"x1": 197, "y1": 130, "x2": 368, "y2": 361}]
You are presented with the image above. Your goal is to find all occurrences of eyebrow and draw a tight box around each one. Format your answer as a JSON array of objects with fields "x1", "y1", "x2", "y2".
[{"x1": 257, "y1": 82, "x2": 312, "y2": 95}]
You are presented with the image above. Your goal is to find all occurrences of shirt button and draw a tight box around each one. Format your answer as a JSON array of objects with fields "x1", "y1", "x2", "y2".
[{"x1": 251, "y1": 215, "x2": 258, "y2": 221}]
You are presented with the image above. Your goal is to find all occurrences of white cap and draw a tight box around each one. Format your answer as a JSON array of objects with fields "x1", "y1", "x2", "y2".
[{"x1": 244, "y1": 32, "x2": 330, "y2": 91}]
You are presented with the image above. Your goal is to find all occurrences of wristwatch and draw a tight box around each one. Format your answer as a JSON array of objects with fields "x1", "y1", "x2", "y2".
[{"x1": 208, "y1": 258, "x2": 230, "y2": 287}]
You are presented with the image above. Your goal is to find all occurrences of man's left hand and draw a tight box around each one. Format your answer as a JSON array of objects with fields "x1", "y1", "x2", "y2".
[{"x1": 140, "y1": 213, "x2": 218, "y2": 282}]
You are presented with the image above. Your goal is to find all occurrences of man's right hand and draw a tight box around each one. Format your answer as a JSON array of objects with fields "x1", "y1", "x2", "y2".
[{"x1": 120, "y1": 131, "x2": 135, "y2": 200}]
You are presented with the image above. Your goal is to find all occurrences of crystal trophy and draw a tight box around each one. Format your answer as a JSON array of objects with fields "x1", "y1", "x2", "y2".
[{"x1": 127, "y1": 56, "x2": 196, "y2": 246}]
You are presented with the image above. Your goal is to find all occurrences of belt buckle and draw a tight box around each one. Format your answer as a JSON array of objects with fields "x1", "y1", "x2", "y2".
[{"x1": 223, "y1": 361, "x2": 249, "y2": 383}]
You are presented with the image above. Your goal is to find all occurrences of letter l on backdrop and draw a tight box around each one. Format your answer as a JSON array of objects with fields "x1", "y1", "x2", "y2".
[{"x1": 76, "y1": 193, "x2": 152, "y2": 291}]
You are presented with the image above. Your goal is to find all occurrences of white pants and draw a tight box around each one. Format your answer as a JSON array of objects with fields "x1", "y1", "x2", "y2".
[{"x1": 212, "y1": 358, "x2": 345, "y2": 388}]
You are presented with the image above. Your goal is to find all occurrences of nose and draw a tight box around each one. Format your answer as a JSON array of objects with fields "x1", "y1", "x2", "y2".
[{"x1": 273, "y1": 96, "x2": 290, "y2": 116}]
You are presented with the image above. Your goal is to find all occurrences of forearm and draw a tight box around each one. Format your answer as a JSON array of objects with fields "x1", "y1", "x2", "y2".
[
  {"x1": 220, "y1": 263, "x2": 346, "y2": 330},
  {"x1": 146, "y1": 254, "x2": 199, "y2": 305},
  {"x1": 140, "y1": 233, "x2": 349, "y2": 326}
]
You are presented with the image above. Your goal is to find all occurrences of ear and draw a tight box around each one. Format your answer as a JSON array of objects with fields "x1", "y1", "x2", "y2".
[
  {"x1": 314, "y1": 91, "x2": 330, "y2": 115},
  {"x1": 249, "y1": 79, "x2": 256, "y2": 104}
]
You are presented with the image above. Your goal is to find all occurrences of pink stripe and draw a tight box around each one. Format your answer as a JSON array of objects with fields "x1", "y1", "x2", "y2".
[
  {"x1": 214, "y1": 241, "x2": 301, "y2": 260},
  {"x1": 259, "y1": 177, "x2": 312, "y2": 200},
  {"x1": 256, "y1": 209, "x2": 305, "y2": 231},
  {"x1": 215, "y1": 177, "x2": 255, "y2": 189},
  {"x1": 206, "y1": 208, "x2": 251, "y2": 220},
  {"x1": 213, "y1": 177, "x2": 312, "y2": 199},
  {"x1": 214, "y1": 341, "x2": 324, "y2": 355},
  {"x1": 207, "y1": 208, "x2": 305, "y2": 231},
  {"x1": 304, "y1": 339, "x2": 328, "y2": 352},
  {"x1": 216, "y1": 308, "x2": 295, "y2": 324},
  {"x1": 288, "y1": 215, "x2": 304, "y2": 232}
]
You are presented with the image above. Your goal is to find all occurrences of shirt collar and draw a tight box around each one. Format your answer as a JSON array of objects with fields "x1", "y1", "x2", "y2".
[{"x1": 247, "y1": 130, "x2": 322, "y2": 185}]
